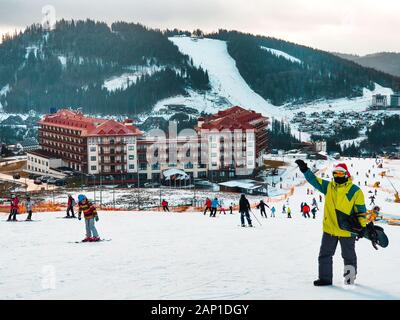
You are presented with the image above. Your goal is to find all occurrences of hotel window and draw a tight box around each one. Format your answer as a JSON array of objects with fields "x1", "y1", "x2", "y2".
[
  {"x1": 90, "y1": 147, "x2": 96, "y2": 152},
  {"x1": 129, "y1": 164, "x2": 135, "y2": 170},
  {"x1": 128, "y1": 146, "x2": 135, "y2": 151},
  {"x1": 129, "y1": 155, "x2": 134, "y2": 160},
  {"x1": 91, "y1": 166, "x2": 97, "y2": 171},
  {"x1": 91, "y1": 156, "x2": 96, "y2": 161}
]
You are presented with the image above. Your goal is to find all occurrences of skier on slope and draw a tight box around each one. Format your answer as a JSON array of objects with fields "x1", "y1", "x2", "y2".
[
  {"x1": 25, "y1": 196, "x2": 34, "y2": 221},
  {"x1": 161, "y1": 199, "x2": 169, "y2": 212},
  {"x1": 287, "y1": 206, "x2": 292, "y2": 218},
  {"x1": 66, "y1": 194, "x2": 76, "y2": 218},
  {"x1": 311, "y1": 206, "x2": 318, "y2": 219},
  {"x1": 239, "y1": 194, "x2": 252, "y2": 227},
  {"x1": 203, "y1": 198, "x2": 212, "y2": 215},
  {"x1": 295, "y1": 160, "x2": 368, "y2": 286},
  {"x1": 256, "y1": 200, "x2": 269, "y2": 218},
  {"x1": 270, "y1": 206, "x2": 276, "y2": 218},
  {"x1": 312, "y1": 197, "x2": 319, "y2": 210},
  {"x1": 77, "y1": 194, "x2": 100, "y2": 242},
  {"x1": 7, "y1": 194, "x2": 19, "y2": 221},
  {"x1": 210, "y1": 198, "x2": 219, "y2": 217},
  {"x1": 369, "y1": 195, "x2": 376, "y2": 206},
  {"x1": 302, "y1": 203, "x2": 311, "y2": 218}
]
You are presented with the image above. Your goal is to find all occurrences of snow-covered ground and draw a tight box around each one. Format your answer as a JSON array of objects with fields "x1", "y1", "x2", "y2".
[
  {"x1": 1, "y1": 157, "x2": 399, "y2": 299},
  {"x1": 102, "y1": 66, "x2": 166, "y2": 92},
  {"x1": 168, "y1": 36, "x2": 280, "y2": 117},
  {"x1": 260, "y1": 46, "x2": 302, "y2": 64}
]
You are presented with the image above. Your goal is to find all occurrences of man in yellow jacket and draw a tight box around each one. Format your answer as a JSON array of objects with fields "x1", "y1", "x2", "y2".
[{"x1": 295, "y1": 160, "x2": 367, "y2": 286}]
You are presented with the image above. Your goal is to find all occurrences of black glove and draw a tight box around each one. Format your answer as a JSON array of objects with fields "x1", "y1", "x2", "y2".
[{"x1": 295, "y1": 160, "x2": 308, "y2": 173}]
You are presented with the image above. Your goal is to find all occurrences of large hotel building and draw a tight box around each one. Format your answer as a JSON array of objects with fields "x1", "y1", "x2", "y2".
[{"x1": 27, "y1": 106, "x2": 269, "y2": 184}]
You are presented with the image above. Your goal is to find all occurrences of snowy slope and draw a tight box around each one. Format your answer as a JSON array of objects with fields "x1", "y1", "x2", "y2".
[
  {"x1": 1, "y1": 157, "x2": 400, "y2": 299},
  {"x1": 260, "y1": 46, "x2": 302, "y2": 64},
  {"x1": 168, "y1": 36, "x2": 281, "y2": 117}
]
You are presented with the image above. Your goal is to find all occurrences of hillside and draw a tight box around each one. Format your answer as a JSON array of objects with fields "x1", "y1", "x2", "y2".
[
  {"x1": 0, "y1": 20, "x2": 399, "y2": 117},
  {"x1": 210, "y1": 30, "x2": 400, "y2": 106},
  {"x1": 335, "y1": 52, "x2": 400, "y2": 78},
  {"x1": 0, "y1": 20, "x2": 210, "y2": 115}
]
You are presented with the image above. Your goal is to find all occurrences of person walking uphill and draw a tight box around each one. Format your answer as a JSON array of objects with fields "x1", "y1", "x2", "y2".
[
  {"x1": 239, "y1": 194, "x2": 253, "y2": 227},
  {"x1": 295, "y1": 160, "x2": 367, "y2": 286},
  {"x1": 78, "y1": 195, "x2": 100, "y2": 242}
]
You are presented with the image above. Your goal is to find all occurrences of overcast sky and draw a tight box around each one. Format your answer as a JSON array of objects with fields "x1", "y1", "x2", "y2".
[{"x1": 0, "y1": 0, "x2": 399, "y2": 55}]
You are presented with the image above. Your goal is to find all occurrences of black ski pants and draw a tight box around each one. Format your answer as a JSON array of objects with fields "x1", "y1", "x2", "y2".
[
  {"x1": 240, "y1": 210, "x2": 252, "y2": 226},
  {"x1": 318, "y1": 233, "x2": 357, "y2": 283},
  {"x1": 260, "y1": 207, "x2": 267, "y2": 218},
  {"x1": 66, "y1": 206, "x2": 75, "y2": 217},
  {"x1": 210, "y1": 207, "x2": 217, "y2": 217},
  {"x1": 8, "y1": 208, "x2": 18, "y2": 220}
]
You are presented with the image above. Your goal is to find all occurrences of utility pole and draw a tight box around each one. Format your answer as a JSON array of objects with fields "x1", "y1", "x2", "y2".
[
  {"x1": 100, "y1": 175, "x2": 102, "y2": 208},
  {"x1": 137, "y1": 171, "x2": 140, "y2": 210}
]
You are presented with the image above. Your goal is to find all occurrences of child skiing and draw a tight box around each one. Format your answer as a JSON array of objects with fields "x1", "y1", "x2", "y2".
[
  {"x1": 7, "y1": 194, "x2": 19, "y2": 221},
  {"x1": 282, "y1": 204, "x2": 286, "y2": 214},
  {"x1": 295, "y1": 160, "x2": 368, "y2": 286},
  {"x1": 25, "y1": 196, "x2": 33, "y2": 221},
  {"x1": 66, "y1": 194, "x2": 76, "y2": 218},
  {"x1": 256, "y1": 200, "x2": 269, "y2": 218},
  {"x1": 229, "y1": 203, "x2": 233, "y2": 214},
  {"x1": 239, "y1": 194, "x2": 252, "y2": 227},
  {"x1": 287, "y1": 206, "x2": 292, "y2": 218},
  {"x1": 77, "y1": 194, "x2": 100, "y2": 242},
  {"x1": 270, "y1": 206, "x2": 276, "y2": 218}
]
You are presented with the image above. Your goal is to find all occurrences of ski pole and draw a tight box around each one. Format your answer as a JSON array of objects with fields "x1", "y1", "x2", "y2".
[{"x1": 250, "y1": 209, "x2": 262, "y2": 226}]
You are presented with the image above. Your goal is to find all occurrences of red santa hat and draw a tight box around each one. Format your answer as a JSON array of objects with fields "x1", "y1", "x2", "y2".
[{"x1": 333, "y1": 163, "x2": 351, "y2": 178}]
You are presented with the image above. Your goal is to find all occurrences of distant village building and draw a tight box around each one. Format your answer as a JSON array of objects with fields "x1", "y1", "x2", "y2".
[
  {"x1": 195, "y1": 106, "x2": 269, "y2": 181},
  {"x1": 20, "y1": 137, "x2": 40, "y2": 152},
  {"x1": 390, "y1": 93, "x2": 400, "y2": 108},
  {"x1": 372, "y1": 94, "x2": 388, "y2": 108}
]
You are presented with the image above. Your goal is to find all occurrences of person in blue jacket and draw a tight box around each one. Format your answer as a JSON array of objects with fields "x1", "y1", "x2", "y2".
[{"x1": 210, "y1": 198, "x2": 220, "y2": 217}]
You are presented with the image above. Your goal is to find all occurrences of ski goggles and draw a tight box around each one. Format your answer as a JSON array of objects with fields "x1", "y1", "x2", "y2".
[{"x1": 332, "y1": 170, "x2": 347, "y2": 177}]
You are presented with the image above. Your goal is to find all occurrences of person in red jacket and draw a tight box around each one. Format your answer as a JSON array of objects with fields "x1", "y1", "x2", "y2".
[
  {"x1": 161, "y1": 199, "x2": 169, "y2": 212},
  {"x1": 66, "y1": 194, "x2": 76, "y2": 218},
  {"x1": 203, "y1": 198, "x2": 212, "y2": 215},
  {"x1": 302, "y1": 203, "x2": 311, "y2": 218},
  {"x1": 7, "y1": 194, "x2": 19, "y2": 221}
]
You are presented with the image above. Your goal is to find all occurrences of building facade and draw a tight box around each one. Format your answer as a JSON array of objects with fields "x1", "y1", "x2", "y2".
[
  {"x1": 28, "y1": 106, "x2": 269, "y2": 184},
  {"x1": 195, "y1": 106, "x2": 269, "y2": 180}
]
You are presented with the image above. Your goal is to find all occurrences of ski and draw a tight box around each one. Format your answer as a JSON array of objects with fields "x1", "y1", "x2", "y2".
[
  {"x1": 57, "y1": 216, "x2": 78, "y2": 219},
  {"x1": 70, "y1": 239, "x2": 112, "y2": 244}
]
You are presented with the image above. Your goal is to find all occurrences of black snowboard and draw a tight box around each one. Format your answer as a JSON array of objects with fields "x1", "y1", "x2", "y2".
[
  {"x1": 362, "y1": 224, "x2": 389, "y2": 249},
  {"x1": 336, "y1": 210, "x2": 389, "y2": 250}
]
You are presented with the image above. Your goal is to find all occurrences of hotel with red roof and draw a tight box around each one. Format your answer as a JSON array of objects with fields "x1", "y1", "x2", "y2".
[{"x1": 27, "y1": 106, "x2": 269, "y2": 184}]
